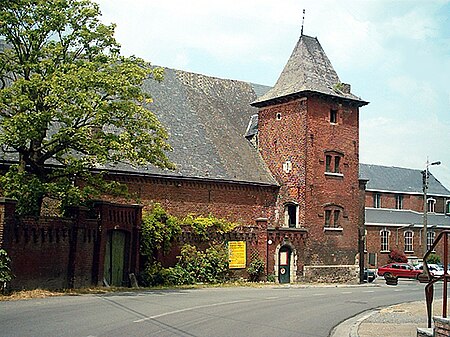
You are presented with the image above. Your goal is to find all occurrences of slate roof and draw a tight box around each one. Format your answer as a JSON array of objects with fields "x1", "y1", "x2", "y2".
[
  {"x1": 106, "y1": 68, "x2": 277, "y2": 185},
  {"x1": 359, "y1": 163, "x2": 450, "y2": 196},
  {"x1": 252, "y1": 34, "x2": 368, "y2": 107},
  {"x1": 366, "y1": 208, "x2": 450, "y2": 227}
]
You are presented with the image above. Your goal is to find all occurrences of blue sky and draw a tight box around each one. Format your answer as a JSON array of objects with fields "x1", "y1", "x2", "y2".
[{"x1": 96, "y1": 0, "x2": 450, "y2": 190}]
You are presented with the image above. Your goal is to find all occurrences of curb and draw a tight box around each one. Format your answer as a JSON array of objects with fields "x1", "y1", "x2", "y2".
[{"x1": 330, "y1": 309, "x2": 378, "y2": 337}]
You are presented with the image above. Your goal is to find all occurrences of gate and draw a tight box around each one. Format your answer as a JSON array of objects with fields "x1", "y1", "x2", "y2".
[{"x1": 104, "y1": 230, "x2": 127, "y2": 286}]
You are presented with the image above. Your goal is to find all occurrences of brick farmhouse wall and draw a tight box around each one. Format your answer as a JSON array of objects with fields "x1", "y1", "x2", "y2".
[{"x1": 0, "y1": 198, "x2": 141, "y2": 290}]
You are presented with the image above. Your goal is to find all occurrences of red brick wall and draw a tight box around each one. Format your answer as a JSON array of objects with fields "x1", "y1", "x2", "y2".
[
  {"x1": 106, "y1": 175, "x2": 279, "y2": 226},
  {"x1": 256, "y1": 94, "x2": 362, "y2": 268},
  {"x1": 304, "y1": 96, "x2": 360, "y2": 265},
  {"x1": 365, "y1": 191, "x2": 449, "y2": 214},
  {"x1": 0, "y1": 199, "x2": 141, "y2": 290},
  {"x1": 253, "y1": 99, "x2": 307, "y2": 226}
]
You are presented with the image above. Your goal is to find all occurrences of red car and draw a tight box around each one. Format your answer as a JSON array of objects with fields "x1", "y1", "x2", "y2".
[{"x1": 377, "y1": 263, "x2": 422, "y2": 279}]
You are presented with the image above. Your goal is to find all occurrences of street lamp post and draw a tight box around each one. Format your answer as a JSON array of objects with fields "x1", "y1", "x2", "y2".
[{"x1": 422, "y1": 159, "x2": 441, "y2": 260}]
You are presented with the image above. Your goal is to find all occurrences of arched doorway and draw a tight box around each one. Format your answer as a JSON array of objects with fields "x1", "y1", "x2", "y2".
[{"x1": 278, "y1": 245, "x2": 292, "y2": 283}]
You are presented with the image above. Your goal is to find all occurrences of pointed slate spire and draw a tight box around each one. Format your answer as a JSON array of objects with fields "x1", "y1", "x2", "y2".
[{"x1": 252, "y1": 34, "x2": 367, "y2": 107}]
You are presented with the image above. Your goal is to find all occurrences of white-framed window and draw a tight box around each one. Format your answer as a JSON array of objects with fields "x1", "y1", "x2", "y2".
[
  {"x1": 446, "y1": 200, "x2": 450, "y2": 214},
  {"x1": 373, "y1": 193, "x2": 381, "y2": 208},
  {"x1": 427, "y1": 231, "x2": 435, "y2": 251},
  {"x1": 380, "y1": 229, "x2": 389, "y2": 251},
  {"x1": 284, "y1": 203, "x2": 298, "y2": 228},
  {"x1": 404, "y1": 230, "x2": 413, "y2": 252},
  {"x1": 395, "y1": 195, "x2": 403, "y2": 210},
  {"x1": 427, "y1": 198, "x2": 436, "y2": 213}
]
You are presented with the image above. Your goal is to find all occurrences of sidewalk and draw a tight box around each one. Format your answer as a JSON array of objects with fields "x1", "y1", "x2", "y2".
[{"x1": 331, "y1": 286, "x2": 443, "y2": 337}]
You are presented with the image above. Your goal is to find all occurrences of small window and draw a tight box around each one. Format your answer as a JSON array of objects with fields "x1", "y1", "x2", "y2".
[
  {"x1": 368, "y1": 252, "x2": 376, "y2": 266},
  {"x1": 324, "y1": 152, "x2": 343, "y2": 175},
  {"x1": 333, "y1": 210, "x2": 340, "y2": 227},
  {"x1": 395, "y1": 195, "x2": 403, "y2": 210},
  {"x1": 334, "y1": 156, "x2": 340, "y2": 173},
  {"x1": 284, "y1": 203, "x2": 298, "y2": 228},
  {"x1": 446, "y1": 201, "x2": 450, "y2": 214},
  {"x1": 330, "y1": 109, "x2": 337, "y2": 124},
  {"x1": 373, "y1": 194, "x2": 381, "y2": 208},
  {"x1": 324, "y1": 205, "x2": 343, "y2": 228},
  {"x1": 276, "y1": 113, "x2": 282, "y2": 120},
  {"x1": 325, "y1": 210, "x2": 331, "y2": 227},
  {"x1": 325, "y1": 155, "x2": 332, "y2": 172},
  {"x1": 427, "y1": 198, "x2": 436, "y2": 213}
]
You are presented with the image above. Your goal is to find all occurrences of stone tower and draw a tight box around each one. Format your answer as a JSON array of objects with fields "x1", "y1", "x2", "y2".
[{"x1": 252, "y1": 34, "x2": 368, "y2": 281}]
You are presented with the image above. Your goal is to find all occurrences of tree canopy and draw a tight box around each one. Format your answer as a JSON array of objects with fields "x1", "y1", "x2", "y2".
[{"x1": 0, "y1": 0, "x2": 174, "y2": 215}]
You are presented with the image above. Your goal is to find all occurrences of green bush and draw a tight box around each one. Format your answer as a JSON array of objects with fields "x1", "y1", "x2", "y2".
[
  {"x1": 140, "y1": 244, "x2": 229, "y2": 286},
  {"x1": 0, "y1": 249, "x2": 14, "y2": 293},
  {"x1": 141, "y1": 203, "x2": 181, "y2": 258},
  {"x1": 427, "y1": 253, "x2": 441, "y2": 264},
  {"x1": 247, "y1": 254, "x2": 265, "y2": 282},
  {"x1": 177, "y1": 244, "x2": 228, "y2": 284},
  {"x1": 266, "y1": 274, "x2": 276, "y2": 282}
]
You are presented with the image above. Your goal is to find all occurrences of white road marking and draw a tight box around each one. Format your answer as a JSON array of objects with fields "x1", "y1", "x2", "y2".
[
  {"x1": 265, "y1": 296, "x2": 279, "y2": 300},
  {"x1": 313, "y1": 293, "x2": 326, "y2": 296},
  {"x1": 134, "y1": 299, "x2": 252, "y2": 323},
  {"x1": 341, "y1": 291, "x2": 352, "y2": 294}
]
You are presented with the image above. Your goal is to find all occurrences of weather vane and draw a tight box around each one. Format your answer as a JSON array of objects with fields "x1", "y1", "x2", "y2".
[{"x1": 301, "y1": 9, "x2": 306, "y2": 36}]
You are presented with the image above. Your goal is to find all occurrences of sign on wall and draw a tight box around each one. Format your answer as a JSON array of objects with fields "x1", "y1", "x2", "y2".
[{"x1": 228, "y1": 241, "x2": 246, "y2": 269}]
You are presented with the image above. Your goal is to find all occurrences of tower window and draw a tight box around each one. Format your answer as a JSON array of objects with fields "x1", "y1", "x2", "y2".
[
  {"x1": 324, "y1": 205, "x2": 343, "y2": 229},
  {"x1": 324, "y1": 152, "x2": 343, "y2": 175},
  {"x1": 284, "y1": 203, "x2": 298, "y2": 228},
  {"x1": 330, "y1": 109, "x2": 337, "y2": 124},
  {"x1": 276, "y1": 113, "x2": 282, "y2": 120}
]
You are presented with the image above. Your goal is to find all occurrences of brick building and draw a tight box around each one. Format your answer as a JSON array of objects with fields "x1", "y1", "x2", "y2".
[
  {"x1": 1, "y1": 33, "x2": 370, "y2": 287},
  {"x1": 360, "y1": 164, "x2": 450, "y2": 268},
  {"x1": 106, "y1": 34, "x2": 368, "y2": 283}
]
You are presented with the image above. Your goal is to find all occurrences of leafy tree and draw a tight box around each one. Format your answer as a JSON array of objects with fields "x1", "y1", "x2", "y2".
[
  {"x1": 140, "y1": 203, "x2": 181, "y2": 258},
  {"x1": 0, "y1": 0, "x2": 174, "y2": 215},
  {"x1": 388, "y1": 249, "x2": 408, "y2": 263}
]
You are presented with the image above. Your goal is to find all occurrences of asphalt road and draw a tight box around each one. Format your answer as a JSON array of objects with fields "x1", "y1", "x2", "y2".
[{"x1": 0, "y1": 279, "x2": 435, "y2": 337}]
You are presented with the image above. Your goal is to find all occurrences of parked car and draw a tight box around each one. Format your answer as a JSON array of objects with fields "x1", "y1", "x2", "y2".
[
  {"x1": 377, "y1": 263, "x2": 422, "y2": 279},
  {"x1": 415, "y1": 263, "x2": 445, "y2": 277},
  {"x1": 363, "y1": 268, "x2": 376, "y2": 283}
]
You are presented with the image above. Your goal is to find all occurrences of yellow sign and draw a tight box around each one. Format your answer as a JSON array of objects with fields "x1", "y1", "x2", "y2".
[{"x1": 228, "y1": 241, "x2": 246, "y2": 269}]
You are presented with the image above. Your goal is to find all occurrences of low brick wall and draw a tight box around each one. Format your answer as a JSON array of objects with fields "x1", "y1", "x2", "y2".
[
  {"x1": 302, "y1": 264, "x2": 359, "y2": 283},
  {"x1": 434, "y1": 316, "x2": 450, "y2": 337}
]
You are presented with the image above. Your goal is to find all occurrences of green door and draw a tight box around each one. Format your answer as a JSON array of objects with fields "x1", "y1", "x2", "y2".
[
  {"x1": 279, "y1": 246, "x2": 291, "y2": 284},
  {"x1": 104, "y1": 231, "x2": 126, "y2": 286}
]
